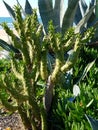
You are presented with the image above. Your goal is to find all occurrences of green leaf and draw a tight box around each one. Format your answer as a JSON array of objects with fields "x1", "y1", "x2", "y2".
[
  {"x1": 85, "y1": 114, "x2": 98, "y2": 130},
  {"x1": 3, "y1": 0, "x2": 15, "y2": 20},
  {"x1": 86, "y1": 99, "x2": 94, "y2": 108},
  {"x1": 77, "y1": 59, "x2": 96, "y2": 84},
  {"x1": 62, "y1": 0, "x2": 79, "y2": 33}
]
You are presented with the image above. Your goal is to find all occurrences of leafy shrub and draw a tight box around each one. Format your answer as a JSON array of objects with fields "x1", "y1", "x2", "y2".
[{"x1": 48, "y1": 46, "x2": 98, "y2": 130}]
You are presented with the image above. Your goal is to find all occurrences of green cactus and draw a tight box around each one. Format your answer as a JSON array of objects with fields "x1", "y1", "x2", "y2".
[{"x1": 0, "y1": 5, "x2": 95, "y2": 130}]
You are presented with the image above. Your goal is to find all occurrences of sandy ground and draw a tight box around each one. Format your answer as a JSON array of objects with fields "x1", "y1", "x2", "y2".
[
  {"x1": 0, "y1": 112, "x2": 26, "y2": 130},
  {"x1": 0, "y1": 29, "x2": 9, "y2": 42},
  {"x1": 0, "y1": 29, "x2": 18, "y2": 42}
]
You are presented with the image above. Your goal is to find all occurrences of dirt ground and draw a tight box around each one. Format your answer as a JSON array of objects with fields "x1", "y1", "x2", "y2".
[{"x1": 0, "y1": 112, "x2": 26, "y2": 130}]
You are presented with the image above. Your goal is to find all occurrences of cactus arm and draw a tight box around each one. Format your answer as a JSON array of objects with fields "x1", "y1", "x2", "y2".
[
  {"x1": 40, "y1": 107, "x2": 47, "y2": 130},
  {"x1": 51, "y1": 53, "x2": 62, "y2": 82},
  {"x1": 63, "y1": 38, "x2": 74, "y2": 52},
  {"x1": 40, "y1": 50, "x2": 48, "y2": 80},
  {"x1": 63, "y1": 28, "x2": 75, "y2": 52},
  {"x1": 61, "y1": 36, "x2": 80, "y2": 72},
  {"x1": 1, "y1": 23, "x2": 21, "y2": 49},
  {"x1": 0, "y1": 82, "x2": 18, "y2": 111},
  {"x1": 23, "y1": 69, "x2": 41, "y2": 120},
  {"x1": 16, "y1": 0, "x2": 27, "y2": 16},
  {"x1": 11, "y1": 60, "x2": 23, "y2": 80},
  {"x1": 18, "y1": 104, "x2": 33, "y2": 130},
  {"x1": 28, "y1": 91, "x2": 41, "y2": 120},
  {"x1": 14, "y1": 6, "x2": 32, "y2": 65},
  {"x1": 0, "y1": 76, "x2": 28, "y2": 102},
  {"x1": 0, "y1": 94, "x2": 17, "y2": 111},
  {"x1": 11, "y1": 57, "x2": 27, "y2": 93},
  {"x1": 44, "y1": 27, "x2": 64, "y2": 112}
]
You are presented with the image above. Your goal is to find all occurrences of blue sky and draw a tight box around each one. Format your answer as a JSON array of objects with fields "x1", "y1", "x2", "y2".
[
  {"x1": 0, "y1": 0, "x2": 38, "y2": 16},
  {"x1": 0, "y1": 0, "x2": 90, "y2": 17}
]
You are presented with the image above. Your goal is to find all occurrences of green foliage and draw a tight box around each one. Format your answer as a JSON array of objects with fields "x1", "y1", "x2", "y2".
[
  {"x1": 0, "y1": 5, "x2": 95, "y2": 130},
  {"x1": 48, "y1": 47, "x2": 98, "y2": 130},
  {"x1": 49, "y1": 88, "x2": 84, "y2": 130},
  {"x1": 0, "y1": 0, "x2": 98, "y2": 129},
  {"x1": 0, "y1": 59, "x2": 10, "y2": 73}
]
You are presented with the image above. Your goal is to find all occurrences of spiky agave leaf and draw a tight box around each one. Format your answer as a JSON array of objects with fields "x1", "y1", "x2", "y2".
[
  {"x1": 0, "y1": 39, "x2": 19, "y2": 53},
  {"x1": 74, "y1": 4, "x2": 82, "y2": 25},
  {"x1": 25, "y1": 0, "x2": 33, "y2": 15},
  {"x1": 79, "y1": 0, "x2": 88, "y2": 17},
  {"x1": 76, "y1": 59, "x2": 96, "y2": 84},
  {"x1": 3, "y1": 1, "x2": 15, "y2": 20},
  {"x1": 85, "y1": 114, "x2": 98, "y2": 130},
  {"x1": 53, "y1": 0, "x2": 65, "y2": 32},
  {"x1": 93, "y1": 0, "x2": 98, "y2": 39},
  {"x1": 74, "y1": 0, "x2": 88, "y2": 25},
  {"x1": 95, "y1": 0, "x2": 98, "y2": 19},
  {"x1": 62, "y1": 0, "x2": 79, "y2": 33},
  {"x1": 87, "y1": 0, "x2": 95, "y2": 28},
  {"x1": 38, "y1": 0, "x2": 53, "y2": 33},
  {"x1": 75, "y1": 5, "x2": 95, "y2": 33}
]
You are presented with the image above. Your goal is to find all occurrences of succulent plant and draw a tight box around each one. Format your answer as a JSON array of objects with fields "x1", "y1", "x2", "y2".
[
  {"x1": 0, "y1": 0, "x2": 98, "y2": 129},
  {"x1": 0, "y1": 4, "x2": 94, "y2": 130},
  {"x1": 0, "y1": 0, "x2": 97, "y2": 52}
]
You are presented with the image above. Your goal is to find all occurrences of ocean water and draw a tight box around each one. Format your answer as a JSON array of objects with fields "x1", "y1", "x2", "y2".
[
  {"x1": 0, "y1": 17, "x2": 42, "y2": 30},
  {"x1": 0, "y1": 17, "x2": 13, "y2": 29}
]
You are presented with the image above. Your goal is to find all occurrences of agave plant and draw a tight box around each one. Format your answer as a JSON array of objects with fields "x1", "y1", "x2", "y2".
[
  {"x1": 0, "y1": 0, "x2": 97, "y2": 52},
  {"x1": 0, "y1": 2, "x2": 96, "y2": 130}
]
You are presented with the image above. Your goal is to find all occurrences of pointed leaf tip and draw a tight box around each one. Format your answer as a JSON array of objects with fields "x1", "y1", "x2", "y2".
[
  {"x1": 85, "y1": 114, "x2": 98, "y2": 130},
  {"x1": 25, "y1": 0, "x2": 33, "y2": 15},
  {"x1": 3, "y1": 0, "x2": 15, "y2": 20}
]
